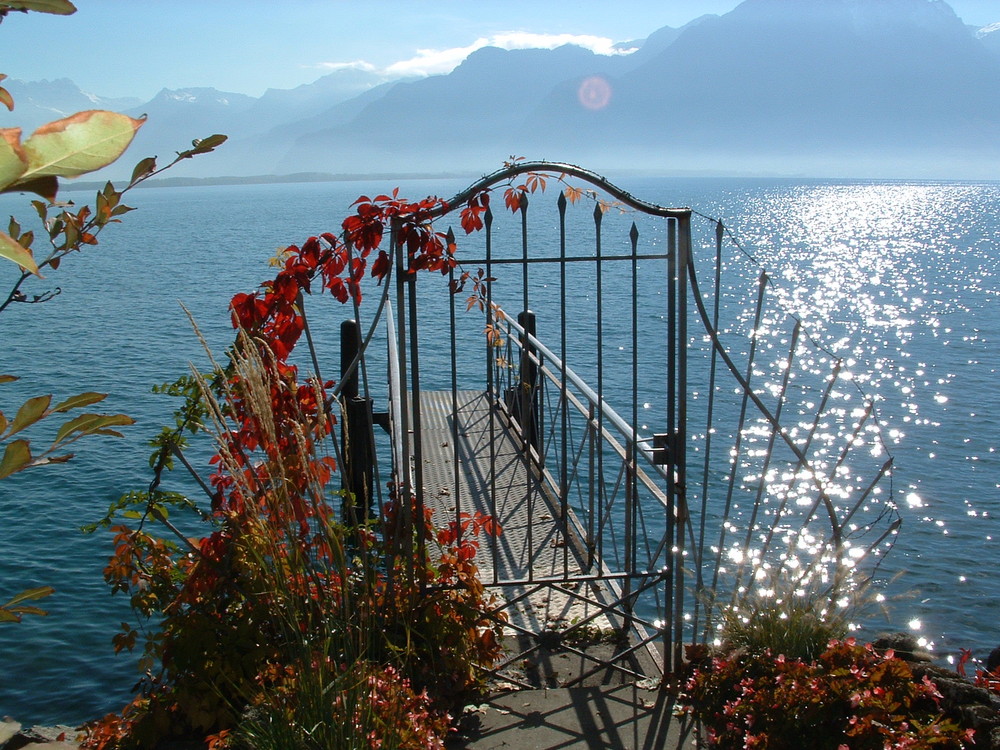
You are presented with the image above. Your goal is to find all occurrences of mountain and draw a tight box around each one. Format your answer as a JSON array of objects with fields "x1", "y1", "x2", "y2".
[
  {"x1": 0, "y1": 78, "x2": 141, "y2": 134},
  {"x1": 275, "y1": 43, "x2": 628, "y2": 175},
  {"x1": 119, "y1": 87, "x2": 256, "y2": 168},
  {"x1": 277, "y1": 0, "x2": 1000, "y2": 179},
  {"x1": 7, "y1": 0, "x2": 1000, "y2": 180},
  {"x1": 979, "y1": 23, "x2": 1000, "y2": 61},
  {"x1": 98, "y1": 68, "x2": 404, "y2": 176},
  {"x1": 520, "y1": 0, "x2": 1000, "y2": 176},
  {"x1": 245, "y1": 67, "x2": 401, "y2": 134},
  {"x1": 618, "y1": 14, "x2": 716, "y2": 66},
  {"x1": 209, "y1": 70, "x2": 411, "y2": 175}
]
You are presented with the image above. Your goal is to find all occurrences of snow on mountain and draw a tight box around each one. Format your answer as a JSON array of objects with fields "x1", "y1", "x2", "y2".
[{"x1": 0, "y1": 77, "x2": 141, "y2": 134}]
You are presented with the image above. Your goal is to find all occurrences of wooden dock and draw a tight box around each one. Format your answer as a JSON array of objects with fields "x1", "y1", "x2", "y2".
[{"x1": 416, "y1": 390, "x2": 633, "y2": 654}]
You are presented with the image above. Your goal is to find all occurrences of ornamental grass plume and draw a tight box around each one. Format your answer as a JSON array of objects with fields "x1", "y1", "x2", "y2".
[
  {"x1": 714, "y1": 561, "x2": 891, "y2": 662},
  {"x1": 194, "y1": 329, "x2": 476, "y2": 749}
]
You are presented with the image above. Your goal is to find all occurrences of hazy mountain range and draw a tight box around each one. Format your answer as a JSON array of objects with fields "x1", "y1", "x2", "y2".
[{"x1": 4, "y1": 0, "x2": 1000, "y2": 180}]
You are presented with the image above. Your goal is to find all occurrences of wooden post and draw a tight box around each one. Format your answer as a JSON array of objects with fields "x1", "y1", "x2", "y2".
[{"x1": 340, "y1": 319, "x2": 374, "y2": 523}]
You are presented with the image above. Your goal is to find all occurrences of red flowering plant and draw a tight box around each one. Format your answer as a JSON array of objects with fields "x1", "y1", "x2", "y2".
[
  {"x1": 957, "y1": 649, "x2": 1000, "y2": 700},
  {"x1": 80, "y1": 173, "x2": 569, "y2": 748},
  {"x1": 684, "y1": 638, "x2": 974, "y2": 749}
]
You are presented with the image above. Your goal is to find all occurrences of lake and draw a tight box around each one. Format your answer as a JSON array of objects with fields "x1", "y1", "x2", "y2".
[{"x1": 1, "y1": 175, "x2": 998, "y2": 725}]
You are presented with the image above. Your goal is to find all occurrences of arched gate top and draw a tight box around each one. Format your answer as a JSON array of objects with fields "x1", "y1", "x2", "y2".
[{"x1": 420, "y1": 160, "x2": 694, "y2": 221}]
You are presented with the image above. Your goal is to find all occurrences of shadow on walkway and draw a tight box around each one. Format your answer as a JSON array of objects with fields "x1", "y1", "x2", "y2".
[{"x1": 450, "y1": 684, "x2": 700, "y2": 749}]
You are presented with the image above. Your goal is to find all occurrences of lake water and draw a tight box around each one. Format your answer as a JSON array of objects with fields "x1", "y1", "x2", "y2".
[{"x1": 1, "y1": 176, "x2": 998, "y2": 725}]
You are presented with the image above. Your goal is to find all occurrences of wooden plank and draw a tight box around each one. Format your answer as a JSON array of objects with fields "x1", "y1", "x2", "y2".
[{"x1": 418, "y1": 390, "x2": 619, "y2": 636}]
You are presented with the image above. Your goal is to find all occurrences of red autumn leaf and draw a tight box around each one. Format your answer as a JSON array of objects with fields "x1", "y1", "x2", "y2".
[
  {"x1": 328, "y1": 277, "x2": 348, "y2": 303},
  {"x1": 525, "y1": 173, "x2": 546, "y2": 193},
  {"x1": 371, "y1": 249, "x2": 391, "y2": 281},
  {"x1": 504, "y1": 188, "x2": 521, "y2": 213},
  {"x1": 461, "y1": 206, "x2": 483, "y2": 234}
]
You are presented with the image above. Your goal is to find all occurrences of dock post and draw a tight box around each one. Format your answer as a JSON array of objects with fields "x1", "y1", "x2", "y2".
[
  {"x1": 516, "y1": 310, "x2": 540, "y2": 457},
  {"x1": 340, "y1": 319, "x2": 375, "y2": 523}
]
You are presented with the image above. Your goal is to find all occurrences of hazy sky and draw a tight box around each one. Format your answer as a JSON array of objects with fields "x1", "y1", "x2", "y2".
[{"x1": 2, "y1": 0, "x2": 999, "y2": 100}]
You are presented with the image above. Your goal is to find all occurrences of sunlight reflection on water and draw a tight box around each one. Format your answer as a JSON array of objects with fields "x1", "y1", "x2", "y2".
[{"x1": 675, "y1": 180, "x2": 1000, "y2": 656}]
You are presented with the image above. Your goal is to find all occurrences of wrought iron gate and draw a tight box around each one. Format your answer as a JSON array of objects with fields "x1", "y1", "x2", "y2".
[{"x1": 349, "y1": 162, "x2": 897, "y2": 685}]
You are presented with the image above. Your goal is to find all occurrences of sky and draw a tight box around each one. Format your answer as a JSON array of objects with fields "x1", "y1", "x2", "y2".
[{"x1": 2, "y1": 0, "x2": 999, "y2": 101}]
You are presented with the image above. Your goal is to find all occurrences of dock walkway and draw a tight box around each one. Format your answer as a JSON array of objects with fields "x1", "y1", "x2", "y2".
[
  {"x1": 417, "y1": 389, "x2": 617, "y2": 636},
  {"x1": 415, "y1": 390, "x2": 698, "y2": 748}
]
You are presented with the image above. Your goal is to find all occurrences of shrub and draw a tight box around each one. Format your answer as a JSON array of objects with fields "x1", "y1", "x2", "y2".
[
  {"x1": 83, "y1": 332, "x2": 504, "y2": 749},
  {"x1": 685, "y1": 638, "x2": 975, "y2": 749},
  {"x1": 83, "y1": 176, "x2": 543, "y2": 748},
  {"x1": 716, "y1": 590, "x2": 849, "y2": 662},
  {"x1": 234, "y1": 662, "x2": 450, "y2": 750}
]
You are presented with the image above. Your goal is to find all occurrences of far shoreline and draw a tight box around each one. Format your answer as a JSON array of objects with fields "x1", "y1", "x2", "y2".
[
  {"x1": 57, "y1": 169, "x2": 1000, "y2": 194},
  {"x1": 59, "y1": 170, "x2": 482, "y2": 192}
]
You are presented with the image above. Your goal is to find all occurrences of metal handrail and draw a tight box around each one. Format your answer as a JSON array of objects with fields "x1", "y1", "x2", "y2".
[
  {"x1": 384, "y1": 298, "x2": 404, "y2": 487},
  {"x1": 496, "y1": 307, "x2": 670, "y2": 491}
]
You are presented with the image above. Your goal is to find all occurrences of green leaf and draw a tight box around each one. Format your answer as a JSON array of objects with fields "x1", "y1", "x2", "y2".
[
  {"x1": 5, "y1": 605, "x2": 47, "y2": 617},
  {"x1": 0, "y1": 128, "x2": 27, "y2": 189},
  {"x1": 52, "y1": 412, "x2": 133, "y2": 445},
  {"x1": 0, "y1": 232, "x2": 39, "y2": 275},
  {"x1": 0, "y1": 411, "x2": 7, "y2": 435},
  {"x1": 0, "y1": 585, "x2": 55, "y2": 623},
  {"x1": 36, "y1": 453, "x2": 73, "y2": 465},
  {"x1": 0, "y1": 375, "x2": 18, "y2": 384},
  {"x1": 0, "y1": 0, "x2": 76, "y2": 15},
  {"x1": 0, "y1": 438, "x2": 31, "y2": 479},
  {"x1": 20, "y1": 111, "x2": 144, "y2": 181},
  {"x1": 178, "y1": 134, "x2": 228, "y2": 159},
  {"x1": 52, "y1": 391, "x2": 107, "y2": 413},
  {"x1": 193, "y1": 134, "x2": 227, "y2": 152},
  {"x1": 2, "y1": 585, "x2": 54, "y2": 607},
  {"x1": 1, "y1": 174, "x2": 59, "y2": 201},
  {"x1": 8, "y1": 394, "x2": 51, "y2": 436},
  {"x1": 130, "y1": 156, "x2": 156, "y2": 184}
]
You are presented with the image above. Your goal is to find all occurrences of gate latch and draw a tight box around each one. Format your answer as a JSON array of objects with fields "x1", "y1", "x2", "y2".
[{"x1": 652, "y1": 432, "x2": 673, "y2": 466}]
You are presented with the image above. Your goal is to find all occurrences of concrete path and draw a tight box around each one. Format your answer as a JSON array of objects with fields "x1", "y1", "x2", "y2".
[{"x1": 450, "y1": 684, "x2": 701, "y2": 749}]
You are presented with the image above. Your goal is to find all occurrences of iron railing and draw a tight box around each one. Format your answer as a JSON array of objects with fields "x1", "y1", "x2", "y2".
[{"x1": 349, "y1": 162, "x2": 899, "y2": 681}]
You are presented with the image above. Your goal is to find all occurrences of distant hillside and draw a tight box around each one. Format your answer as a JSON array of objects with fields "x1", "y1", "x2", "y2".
[
  {"x1": 523, "y1": 0, "x2": 1000, "y2": 176},
  {"x1": 275, "y1": 43, "x2": 633, "y2": 176},
  {"x1": 979, "y1": 23, "x2": 1000, "y2": 61},
  {"x1": 7, "y1": 0, "x2": 1000, "y2": 180},
  {"x1": 0, "y1": 78, "x2": 140, "y2": 134}
]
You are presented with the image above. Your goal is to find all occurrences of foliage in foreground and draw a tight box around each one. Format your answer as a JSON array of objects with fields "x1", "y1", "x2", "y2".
[
  {"x1": 81, "y1": 161, "x2": 564, "y2": 747},
  {"x1": 685, "y1": 639, "x2": 974, "y2": 749},
  {"x1": 76, "y1": 176, "x2": 556, "y2": 748},
  {"x1": 712, "y1": 569, "x2": 887, "y2": 663},
  {"x1": 957, "y1": 648, "x2": 1000, "y2": 703},
  {"x1": 1, "y1": 0, "x2": 224, "y2": 626},
  {"x1": 82, "y1": 336, "x2": 504, "y2": 749}
]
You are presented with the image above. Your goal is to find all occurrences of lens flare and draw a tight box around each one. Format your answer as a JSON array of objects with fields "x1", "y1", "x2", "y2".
[{"x1": 577, "y1": 76, "x2": 612, "y2": 111}]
